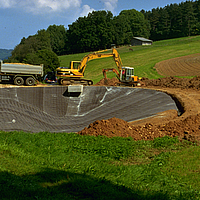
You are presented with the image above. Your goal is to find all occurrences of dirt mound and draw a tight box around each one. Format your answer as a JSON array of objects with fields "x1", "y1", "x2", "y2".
[
  {"x1": 79, "y1": 118, "x2": 133, "y2": 138},
  {"x1": 140, "y1": 76, "x2": 200, "y2": 89},
  {"x1": 78, "y1": 114, "x2": 200, "y2": 142},
  {"x1": 95, "y1": 77, "x2": 120, "y2": 86},
  {"x1": 95, "y1": 76, "x2": 200, "y2": 89}
]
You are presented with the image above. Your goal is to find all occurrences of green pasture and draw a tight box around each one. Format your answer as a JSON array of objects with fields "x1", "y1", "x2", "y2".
[
  {"x1": 59, "y1": 35, "x2": 200, "y2": 83},
  {"x1": 1, "y1": 132, "x2": 200, "y2": 199}
]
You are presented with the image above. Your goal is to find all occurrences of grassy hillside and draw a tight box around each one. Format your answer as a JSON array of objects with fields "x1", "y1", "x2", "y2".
[{"x1": 59, "y1": 35, "x2": 200, "y2": 84}]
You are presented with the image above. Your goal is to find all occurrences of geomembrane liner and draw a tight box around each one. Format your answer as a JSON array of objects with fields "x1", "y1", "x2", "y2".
[{"x1": 0, "y1": 86, "x2": 178, "y2": 133}]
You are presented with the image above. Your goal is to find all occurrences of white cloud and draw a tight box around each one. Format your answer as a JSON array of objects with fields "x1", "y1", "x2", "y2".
[
  {"x1": 0, "y1": 0, "x2": 118, "y2": 20},
  {"x1": 0, "y1": 0, "x2": 16, "y2": 8},
  {"x1": 0, "y1": 0, "x2": 82, "y2": 13},
  {"x1": 80, "y1": 5, "x2": 95, "y2": 17},
  {"x1": 102, "y1": 0, "x2": 118, "y2": 13}
]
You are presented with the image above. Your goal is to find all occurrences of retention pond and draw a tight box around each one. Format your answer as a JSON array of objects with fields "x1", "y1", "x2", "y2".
[{"x1": 0, "y1": 86, "x2": 178, "y2": 133}]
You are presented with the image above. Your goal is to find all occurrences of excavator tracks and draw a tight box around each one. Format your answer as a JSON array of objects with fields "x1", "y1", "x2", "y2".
[{"x1": 58, "y1": 78, "x2": 93, "y2": 86}]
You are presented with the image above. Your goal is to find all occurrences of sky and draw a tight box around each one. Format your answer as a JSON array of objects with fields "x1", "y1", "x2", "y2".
[{"x1": 0, "y1": 0, "x2": 185, "y2": 49}]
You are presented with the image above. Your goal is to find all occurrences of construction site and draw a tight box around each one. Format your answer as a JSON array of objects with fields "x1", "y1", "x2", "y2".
[{"x1": 1, "y1": 53, "x2": 200, "y2": 143}]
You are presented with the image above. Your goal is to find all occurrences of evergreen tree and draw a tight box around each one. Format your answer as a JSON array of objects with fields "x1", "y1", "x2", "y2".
[
  {"x1": 157, "y1": 7, "x2": 171, "y2": 40},
  {"x1": 181, "y1": 1, "x2": 197, "y2": 36}
]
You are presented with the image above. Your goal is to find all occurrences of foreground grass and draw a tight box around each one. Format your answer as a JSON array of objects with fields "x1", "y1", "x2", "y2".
[
  {"x1": 1, "y1": 131, "x2": 200, "y2": 199},
  {"x1": 59, "y1": 35, "x2": 200, "y2": 83}
]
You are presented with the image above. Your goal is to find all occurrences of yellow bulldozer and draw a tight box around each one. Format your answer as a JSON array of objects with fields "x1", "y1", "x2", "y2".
[{"x1": 56, "y1": 48, "x2": 138, "y2": 86}]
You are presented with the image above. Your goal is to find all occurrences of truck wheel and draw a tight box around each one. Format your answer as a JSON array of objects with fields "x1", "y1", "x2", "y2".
[
  {"x1": 88, "y1": 81, "x2": 93, "y2": 85},
  {"x1": 25, "y1": 77, "x2": 35, "y2": 86},
  {"x1": 58, "y1": 78, "x2": 63, "y2": 85},
  {"x1": 14, "y1": 77, "x2": 24, "y2": 86}
]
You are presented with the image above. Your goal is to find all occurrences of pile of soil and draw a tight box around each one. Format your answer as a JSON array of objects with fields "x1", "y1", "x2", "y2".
[
  {"x1": 95, "y1": 77, "x2": 120, "y2": 86},
  {"x1": 95, "y1": 76, "x2": 200, "y2": 89},
  {"x1": 78, "y1": 115, "x2": 200, "y2": 142},
  {"x1": 140, "y1": 76, "x2": 200, "y2": 89}
]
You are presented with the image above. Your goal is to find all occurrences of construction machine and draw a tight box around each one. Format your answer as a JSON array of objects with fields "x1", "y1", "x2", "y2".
[
  {"x1": 56, "y1": 48, "x2": 138, "y2": 86},
  {"x1": 56, "y1": 50, "x2": 114, "y2": 85},
  {"x1": 102, "y1": 48, "x2": 138, "y2": 86}
]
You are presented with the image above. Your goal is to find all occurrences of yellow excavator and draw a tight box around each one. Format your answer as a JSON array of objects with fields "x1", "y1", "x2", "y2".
[{"x1": 56, "y1": 48, "x2": 138, "y2": 86}]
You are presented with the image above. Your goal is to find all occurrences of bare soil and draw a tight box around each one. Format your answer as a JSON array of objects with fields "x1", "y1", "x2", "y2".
[
  {"x1": 154, "y1": 53, "x2": 200, "y2": 76},
  {"x1": 95, "y1": 77, "x2": 120, "y2": 86}
]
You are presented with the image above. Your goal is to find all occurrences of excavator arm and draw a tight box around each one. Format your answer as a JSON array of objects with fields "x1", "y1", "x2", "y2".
[
  {"x1": 101, "y1": 48, "x2": 124, "y2": 80},
  {"x1": 111, "y1": 48, "x2": 123, "y2": 73},
  {"x1": 102, "y1": 68, "x2": 120, "y2": 80},
  {"x1": 78, "y1": 50, "x2": 114, "y2": 74}
]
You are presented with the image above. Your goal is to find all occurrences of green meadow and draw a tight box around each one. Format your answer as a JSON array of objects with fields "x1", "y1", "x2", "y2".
[
  {"x1": 1, "y1": 132, "x2": 200, "y2": 199},
  {"x1": 1, "y1": 36, "x2": 200, "y2": 199}
]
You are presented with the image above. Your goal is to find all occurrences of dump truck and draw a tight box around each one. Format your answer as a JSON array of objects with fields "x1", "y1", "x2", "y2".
[
  {"x1": 0, "y1": 60, "x2": 43, "y2": 86},
  {"x1": 56, "y1": 48, "x2": 138, "y2": 86}
]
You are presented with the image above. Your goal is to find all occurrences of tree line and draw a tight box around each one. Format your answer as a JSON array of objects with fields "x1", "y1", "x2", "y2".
[
  {"x1": 5, "y1": 0, "x2": 200, "y2": 74},
  {"x1": 143, "y1": 0, "x2": 200, "y2": 41}
]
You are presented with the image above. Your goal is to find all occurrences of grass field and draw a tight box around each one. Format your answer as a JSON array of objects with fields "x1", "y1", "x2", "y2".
[
  {"x1": 59, "y1": 35, "x2": 200, "y2": 83},
  {"x1": 1, "y1": 132, "x2": 200, "y2": 199},
  {"x1": 1, "y1": 36, "x2": 200, "y2": 199}
]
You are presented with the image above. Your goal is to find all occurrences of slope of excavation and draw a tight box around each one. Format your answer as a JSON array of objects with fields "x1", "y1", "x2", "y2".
[{"x1": 0, "y1": 86, "x2": 178, "y2": 133}]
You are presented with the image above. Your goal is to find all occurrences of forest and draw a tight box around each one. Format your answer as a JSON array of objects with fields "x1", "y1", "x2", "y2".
[{"x1": 5, "y1": 0, "x2": 200, "y2": 74}]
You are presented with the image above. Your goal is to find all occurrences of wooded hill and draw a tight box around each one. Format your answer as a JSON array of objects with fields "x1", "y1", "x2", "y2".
[
  {"x1": 143, "y1": 0, "x2": 200, "y2": 41},
  {"x1": 5, "y1": 0, "x2": 200, "y2": 74}
]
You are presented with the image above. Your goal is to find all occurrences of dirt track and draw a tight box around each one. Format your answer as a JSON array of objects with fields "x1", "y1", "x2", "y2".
[{"x1": 78, "y1": 54, "x2": 200, "y2": 142}]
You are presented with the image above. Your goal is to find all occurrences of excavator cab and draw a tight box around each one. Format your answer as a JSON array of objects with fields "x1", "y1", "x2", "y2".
[
  {"x1": 56, "y1": 61, "x2": 81, "y2": 77},
  {"x1": 120, "y1": 67, "x2": 137, "y2": 82},
  {"x1": 71, "y1": 61, "x2": 81, "y2": 70}
]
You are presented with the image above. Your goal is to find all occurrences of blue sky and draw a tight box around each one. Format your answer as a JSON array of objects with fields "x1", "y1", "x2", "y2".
[{"x1": 0, "y1": 0, "x2": 184, "y2": 49}]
